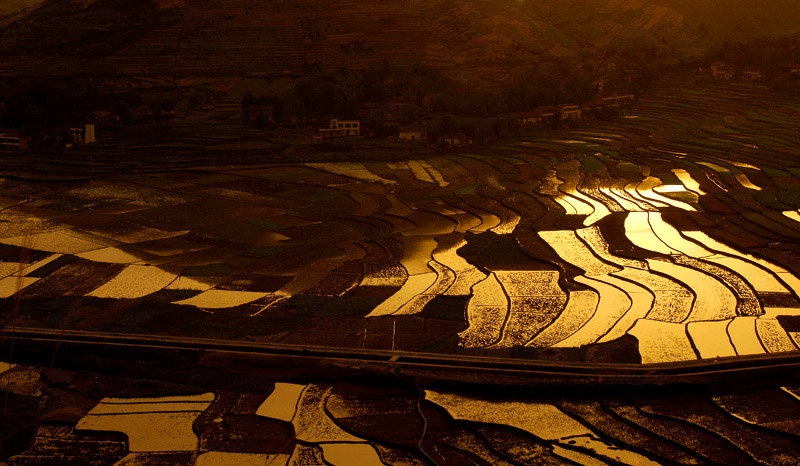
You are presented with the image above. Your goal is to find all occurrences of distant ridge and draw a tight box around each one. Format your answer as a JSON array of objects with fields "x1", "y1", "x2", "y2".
[{"x1": 0, "y1": 0, "x2": 797, "y2": 77}]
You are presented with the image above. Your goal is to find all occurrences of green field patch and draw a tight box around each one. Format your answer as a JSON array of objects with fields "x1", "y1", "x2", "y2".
[
  {"x1": 657, "y1": 172, "x2": 680, "y2": 185},
  {"x1": 746, "y1": 111, "x2": 791, "y2": 125},
  {"x1": 752, "y1": 190, "x2": 786, "y2": 210},
  {"x1": 777, "y1": 185, "x2": 800, "y2": 208},
  {"x1": 455, "y1": 183, "x2": 481, "y2": 195},
  {"x1": 577, "y1": 155, "x2": 607, "y2": 174},
  {"x1": 663, "y1": 191, "x2": 700, "y2": 206},
  {"x1": 616, "y1": 162, "x2": 641, "y2": 173},
  {"x1": 763, "y1": 167, "x2": 791, "y2": 178},
  {"x1": 590, "y1": 148, "x2": 619, "y2": 161}
]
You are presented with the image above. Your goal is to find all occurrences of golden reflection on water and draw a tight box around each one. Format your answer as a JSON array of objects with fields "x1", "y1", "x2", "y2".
[
  {"x1": 653, "y1": 184, "x2": 685, "y2": 193},
  {"x1": 784, "y1": 210, "x2": 800, "y2": 223},
  {"x1": 728, "y1": 316, "x2": 766, "y2": 355},
  {"x1": 672, "y1": 168, "x2": 706, "y2": 195},
  {"x1": 4, "y1": 149, "x2": 800, "y2": 366},
  {"x1": 540, "y1": 230, "x2": 618, "y2": 275},
  {"x1": 76, "y1": 393, "x2": 214, "y2": 453},
  {"x1": 734, "y1": 173, "x2": 761, "y2": 190},
  {"x1": 628, "y1": 319, "x2": 697, "y2": 363},
  {"x1": 688, "y1": 320, "x2": 737, "y2": 358},
  {"x1": 624, "y1": 212, "x2": 676, "y2": 255},
  {"x1": 697, "y1": 161, "x2": 730, "y2": 174},
  {"x1": 256, "y1": 382, "x2": 304, "y2": 422},
  {"x1": 554, "y1": 275, "x2": 631, "y2": 348}
]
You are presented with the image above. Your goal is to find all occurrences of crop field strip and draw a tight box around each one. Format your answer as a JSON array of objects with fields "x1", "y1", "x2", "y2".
[
  {"x1": 4, "y1": 360, "x2": 800, "y2": 465},
  {"x1": 3, "y1": 79, "x2": 800, "y2": 364}
]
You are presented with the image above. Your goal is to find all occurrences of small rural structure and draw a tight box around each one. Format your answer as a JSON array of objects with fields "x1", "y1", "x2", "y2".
[
  {"x1": 85, "y1": 124, "x2": 96, "y2": 144},
  {"x1": 329, "y1": 119, "x2": 360, "y2": 136},
  {"x1": 398, "y1": 126, "x2": 426, "y2": 141},
  {"x1": 312, "y1": 119, "x2": 360, "y2": 144},
  {"x1": 537, "y1": 106, "x2": 557, "y2": 121},
  {"x1": 711, "y1": 62, "x2": 734, "y2": 80},
  {"x1": 559, "y1": 104, "x2": 582, "y2": 120},
  {"x1": 742, "y1": 68, "x2": 762, "y2": 82},
  {"x1": 509, "y1": 110, "x2": 544, "y2": 126},
  {"x1": 441, "y1": 133, "x2": 471, "y2": 146},
  {"x1": 68, "y1": 124, "x2": 96, "y2": 145},
  {"x1": 0, "y1": 129, "x2": 26, "y2": 151}
]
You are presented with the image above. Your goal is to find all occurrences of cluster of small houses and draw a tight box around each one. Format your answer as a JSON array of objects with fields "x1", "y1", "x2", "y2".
[
  {"x1": 0, "y1": 124, "x2": 97, "y2": 152},
  {"x1": 310, "y1": 91, "x2": 635, "y2": 146},
  {"x1": 707, "y1": 62, "x2": 800, "y2": 82}
]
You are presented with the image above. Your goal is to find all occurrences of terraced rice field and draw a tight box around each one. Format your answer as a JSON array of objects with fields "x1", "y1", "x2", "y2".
[
  {"x1": 4, "y1": 360, "x2": 800, "y2": 465},
  {"x1": 3, "y1": 77, "x2": 800, "y2": 364}
]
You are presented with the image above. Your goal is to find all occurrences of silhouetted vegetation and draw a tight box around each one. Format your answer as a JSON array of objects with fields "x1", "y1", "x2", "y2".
[
  {"x1": 0, "y1": 79, "x2": 95, "y2": 135},
  {"x1": 704, "y1": 37, "x2": 800, "y2": 95}
]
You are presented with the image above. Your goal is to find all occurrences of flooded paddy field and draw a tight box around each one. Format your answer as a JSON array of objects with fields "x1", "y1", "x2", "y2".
[
  {"x1": 3, "y1": 78, "x2": 800, "y2": 368},
  {"x1": 4, "y1": 77, "x2": 800, "y2": 465},
  {"x1": 2, "y1": 356, "x2": 800, "y2": 465}
]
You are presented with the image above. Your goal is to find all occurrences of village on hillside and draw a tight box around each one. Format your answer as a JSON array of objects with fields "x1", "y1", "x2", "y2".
[{"x1": 1, "y1": 46, "x2": 799, "y2": 157}]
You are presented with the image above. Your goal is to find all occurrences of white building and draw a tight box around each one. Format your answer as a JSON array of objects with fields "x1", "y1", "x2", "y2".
[
  {"x1": 312, "y1": 119, "x2": 361, "y2": 144},
  {"x1": 0, "y1": 129, "x2": 26, "y2": 151},
  {"x1": 398, "y1": 126, "x2": 426, "y2": 141},
  {"x1": 85, "y1": 124, "x2": 96, "y2": 144},
  {"x1": 328, "y1": 119, "x2": 360, "y2": 136}
]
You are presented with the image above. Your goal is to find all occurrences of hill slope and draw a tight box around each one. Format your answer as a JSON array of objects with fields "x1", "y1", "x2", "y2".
[{"x1": 0, "y1": 0, "x2": 797, "y2": 77}]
